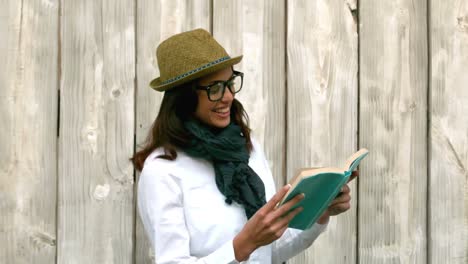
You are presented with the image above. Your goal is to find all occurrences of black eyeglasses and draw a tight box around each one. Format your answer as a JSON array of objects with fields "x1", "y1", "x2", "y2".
[{"x1": 195, "y1": 70, "x2": 244, "y2": 102}]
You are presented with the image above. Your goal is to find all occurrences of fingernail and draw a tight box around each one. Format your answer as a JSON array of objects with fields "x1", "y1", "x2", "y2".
[
  {"x1": 286, "y1": 184, "x2": 292, "y2": 189},
  {"x1": 301, "y1": 193, "x2": 306, "y2": 199}
]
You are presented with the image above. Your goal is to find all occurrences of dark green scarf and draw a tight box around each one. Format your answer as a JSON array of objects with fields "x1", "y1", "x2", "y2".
[{"x1": 183, "y1": 119, "x2": 266, "y2": 219}]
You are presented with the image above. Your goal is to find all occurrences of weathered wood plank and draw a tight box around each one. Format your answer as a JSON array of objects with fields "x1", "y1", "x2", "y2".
[
  {"x1": 359, "y1": 0, "x2": 427, "y2": 263},
  {"x1": 0, "y1": 0, "x2": 58, "y2": 263},
  {"x1": 213, "y1": 0, "x2": 286, "y2": 195},
  {"x1": 429, "y1": 1, "x2": 468, "y2": 263},
  {"x1": 0, "y1": 0, "x2": 59, "y2": 262},
  {"x1": 287, "y1": 0, "x2": 358, "y2": 263},
  {"x1": 58, "y1": 0, "x2": 135, "y2": 263},
  {"x1": 135, "y1": 0, "x2": 210, "y2": 263}
]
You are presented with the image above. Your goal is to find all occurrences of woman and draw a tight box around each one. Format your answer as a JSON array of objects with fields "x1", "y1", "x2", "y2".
[{"x1": 131, "y1": 28, "x2": 355, "y2": 263}]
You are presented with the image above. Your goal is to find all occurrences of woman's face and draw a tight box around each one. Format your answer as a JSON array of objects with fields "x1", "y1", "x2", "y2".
[{"x1": 194, "y1": 67, "x2": 235, "y2": 129}]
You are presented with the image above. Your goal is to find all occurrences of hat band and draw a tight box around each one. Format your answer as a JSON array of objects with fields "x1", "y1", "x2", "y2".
[{"x1": 161, "y1": 56, "x2": 231, "y2": 85}]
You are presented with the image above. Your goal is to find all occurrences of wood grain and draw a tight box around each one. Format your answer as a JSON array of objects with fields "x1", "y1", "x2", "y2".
[
  {"x1": 213, "y1": 0, "x2": 286, "y2": 193},
  {"x1": 287, "y1": 0, "x2": 358, "y2": 263},
  {"x1": 134, "y1": 0, "x2": 211, "y2": 263},
  {"x1": 58, "y1": 0, "x2": 135, "y2": 263},
  {"x1": 359, "y1": 0, "x2": 428, "y2": 263},
  {"x1": 429, "y1": 0, "x2": 468, "y2": 263},
  {"x1": 0, "y1": 0, "x2": 58, "y2": 263},
  {"x1": 2, "y1": 1, "x2": 468, "y2": 263}
]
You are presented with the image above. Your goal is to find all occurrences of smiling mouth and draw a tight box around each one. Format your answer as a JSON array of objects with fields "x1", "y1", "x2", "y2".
[{"x1": 212, "y1": 107, "x2": 230, "y2": 114}]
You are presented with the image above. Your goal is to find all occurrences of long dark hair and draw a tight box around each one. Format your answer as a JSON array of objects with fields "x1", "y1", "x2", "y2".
[{"x1": 130, "y1": 81, "x2": 252, "y2": 172}]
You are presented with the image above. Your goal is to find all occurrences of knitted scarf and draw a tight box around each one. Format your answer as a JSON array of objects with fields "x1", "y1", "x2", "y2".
[{"x1": 183, "y1": 119, "x2": 266, "y2": 219}]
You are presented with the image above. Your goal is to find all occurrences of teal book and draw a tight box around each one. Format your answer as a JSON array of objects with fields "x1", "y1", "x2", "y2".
[{"x1": 278, "y1": 148, "x2": 369, "y2": 230}]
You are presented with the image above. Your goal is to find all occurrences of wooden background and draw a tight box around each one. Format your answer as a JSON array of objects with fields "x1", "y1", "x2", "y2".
[{"x1": 1, "y1": 0, "x2": 467, "y2": 263}]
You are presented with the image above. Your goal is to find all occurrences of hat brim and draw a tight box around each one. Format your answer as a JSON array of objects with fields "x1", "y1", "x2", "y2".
[{"x1": 149, "y1": 55, "x2": 243, "y2": 92}]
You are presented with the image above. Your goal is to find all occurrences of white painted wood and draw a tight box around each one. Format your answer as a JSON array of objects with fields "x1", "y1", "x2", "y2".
[
  {"x1": 135, "y1": 0, "x2": 210, "y2": 263},
  {"x1": 0, "y1": 0, "x2": 58, "y2": 263},
  {"x1": 359, "y1": 0, "x2": 428, "y2": 263},
  {"x1": 286, "y1": 0, "x2": 358, "y2": 263},
  {"x1": 2, "y1": 1, "x2": 468, "y2": 263},
  {"x1": 213, "y1": 0, "x2": 286, "y2": 194},
  {"x1": 429, "y1": 1, "x2": 468, "y2": 263},
  {"x1": 58, "y1": 1, "x2": 135, "y2": 263}
]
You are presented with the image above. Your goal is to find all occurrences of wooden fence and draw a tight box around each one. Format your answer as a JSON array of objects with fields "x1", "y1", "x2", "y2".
[{"x1": 1, "y1": 0, "x2": 467, "y2": 263}]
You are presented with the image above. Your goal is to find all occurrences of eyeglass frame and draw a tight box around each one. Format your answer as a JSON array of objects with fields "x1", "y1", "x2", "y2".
[{"x1": 193, "y1": 70, "x2": 244, "y2": 102}]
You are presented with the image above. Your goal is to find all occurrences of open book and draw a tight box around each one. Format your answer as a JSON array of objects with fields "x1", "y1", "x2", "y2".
[{"x1": 278, "y1": 148, "x2": 369, "y2": 230}]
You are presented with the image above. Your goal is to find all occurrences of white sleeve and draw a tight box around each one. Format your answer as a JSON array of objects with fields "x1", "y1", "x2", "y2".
[
  {"x1": 271, "y1": 224, "x2": 327, "y2": 264},
  {"x1": 137, "y1": 160, "x2": 241, "y2": 264}
]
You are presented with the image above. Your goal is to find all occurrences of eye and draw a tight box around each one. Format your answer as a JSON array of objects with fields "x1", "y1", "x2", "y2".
[
  {"x1": 210, "y1": 83, "x2": 223, "y2": 93},
  {"x1": 209, "y1": 82, "x2": 223, "y2": 94}
]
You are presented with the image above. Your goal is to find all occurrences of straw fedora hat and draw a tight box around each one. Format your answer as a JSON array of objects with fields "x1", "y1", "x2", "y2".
[{"x1": 150, "y1": 28, "x2": 243, "y2": 92}]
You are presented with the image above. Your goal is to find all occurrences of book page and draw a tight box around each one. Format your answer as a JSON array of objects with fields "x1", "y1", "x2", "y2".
[{"x1": 343, "y1": 148, "x2": 369, "y2": 171}]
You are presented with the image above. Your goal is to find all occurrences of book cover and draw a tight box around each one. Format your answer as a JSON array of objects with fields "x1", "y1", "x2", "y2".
[{"x1": 279, "y1": 148, "x2": 369, "y2": 230}]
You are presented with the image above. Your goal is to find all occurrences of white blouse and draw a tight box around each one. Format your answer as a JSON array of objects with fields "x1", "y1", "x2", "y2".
[{"x1": 137, "y1": 139, "x2": 327, "y2": 264}]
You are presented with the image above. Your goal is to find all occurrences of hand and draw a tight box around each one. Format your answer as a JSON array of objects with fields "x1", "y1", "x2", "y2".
[
  {"x1": 233, "y1": 184, "x2": 305, "y2": 261},
  {"x1": 317, "y1": 170, "x2": 359, "y2": 224}
]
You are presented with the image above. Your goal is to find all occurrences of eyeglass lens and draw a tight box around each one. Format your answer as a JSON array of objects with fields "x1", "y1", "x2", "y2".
[{"x1": 209, "y1": 75, "x2": 242, "y2": 101}]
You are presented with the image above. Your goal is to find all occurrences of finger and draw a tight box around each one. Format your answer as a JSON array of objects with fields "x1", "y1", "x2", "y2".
[
  {"x1": 276, "y1": 225, "x2": 288, "y2": 238},
  {"x1": 273, "y1": 221, "x2": 290, "y2": 240},
  {"x1": 330, "y1": 200, "x2": 351, "y2": 210},
  {"x1": 271, "y1": 193, "x2": 305, "y2": 219},
  {"x1": 348, "y1": 170, "x2": 359, "y2": 182},
  {"x1": 329, "y1": 203, "x2": 351, "y2": 215},
  {"x1": 330, "y1": 194, "x2": 351, "y2": 206},
  {"x1": 341, "y1": 184, "x2": 350, "y2": 194},
  {"x1": 272, "y1": 206, "x2": 303, "y2": 231},
  {"x1": 263, "y1": 184, "x2": 292, "y2": 212},
  {"x1": 333, "y1": 193, "x2": 351, "y2": 204},
  {"x1": 335, "y1": 184, "x2": 350, "y2": 199}
]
